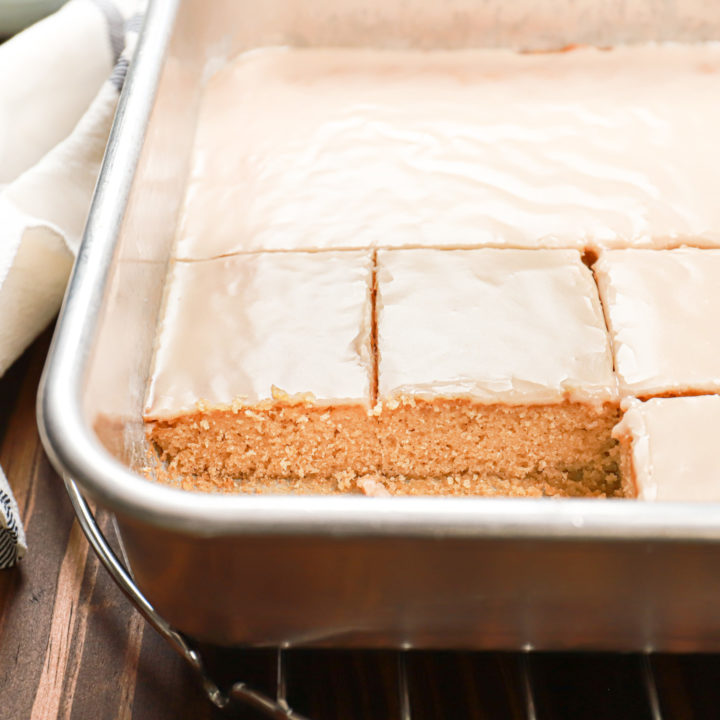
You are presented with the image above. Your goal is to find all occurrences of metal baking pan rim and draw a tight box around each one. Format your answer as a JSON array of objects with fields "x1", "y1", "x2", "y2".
[
  {"x1": 38, "y1": 389, "x2": 720, "y2": 541},
  {"x1": 37, "y1": 0, "x2": 720, "y2": 543}
]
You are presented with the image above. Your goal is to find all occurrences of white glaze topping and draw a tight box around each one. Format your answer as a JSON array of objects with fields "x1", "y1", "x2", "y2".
[
  {"x1": 614, "y1": 396, "x2": 720, "y2": 501},
  {"x1": 594, "y1": 248, "x2": 720, "y2": 397},
  {"x1": 175, "y1": 44, "x2": 720, "y2": 259},
  {"x1": 376, "y1": 248, "x2": 617, "y2": 404},
  {"x1": 144, "y1": 251, "x2": 373, "y2": 419}
]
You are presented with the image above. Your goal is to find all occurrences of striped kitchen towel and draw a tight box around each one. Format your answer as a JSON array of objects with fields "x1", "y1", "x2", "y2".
[
  {"x1": 0, "y1": 0, "x2": 143, "y2": 567},
  {"x1": 0, "y1": 467, "x2": 26, "y2": 568}
]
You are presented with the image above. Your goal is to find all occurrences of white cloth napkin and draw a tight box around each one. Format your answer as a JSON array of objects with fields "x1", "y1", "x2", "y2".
[{"x1": 0, "y1": 0, "x2": 142, "y2": 568}]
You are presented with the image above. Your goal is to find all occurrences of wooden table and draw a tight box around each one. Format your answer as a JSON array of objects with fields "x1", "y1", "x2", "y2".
[{"x1": 1, "y1": 330, "x2": 720, "y2": 719}]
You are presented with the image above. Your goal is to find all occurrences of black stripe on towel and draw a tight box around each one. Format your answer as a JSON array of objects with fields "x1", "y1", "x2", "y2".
[{"x1": 0, "y1": 490, "x2": 19, "y2": 568}]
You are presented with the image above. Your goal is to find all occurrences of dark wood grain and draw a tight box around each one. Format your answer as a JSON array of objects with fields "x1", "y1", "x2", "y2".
[
  {"x1": 527, "y1": 653, "x2": 655, "y2": 720},
  {"x1": 406, "y1": 652, "x2": 526, "y2": 720},
  {"x1": 1, "y1": 331, "x2": 720, "y2": 720},
  {"x1": 284, "y1": 650, "x2": 402, "y2": 720}
]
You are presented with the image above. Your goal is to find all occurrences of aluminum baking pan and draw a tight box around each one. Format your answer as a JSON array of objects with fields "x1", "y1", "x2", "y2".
[{"x1": 38, "y1": 0, "x2": 720, "y2": 652}]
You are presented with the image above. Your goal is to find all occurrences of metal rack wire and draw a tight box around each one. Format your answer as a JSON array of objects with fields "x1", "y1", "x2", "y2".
[{"x1": 208, "y1": 646, "x2": 667, "y2": 719}]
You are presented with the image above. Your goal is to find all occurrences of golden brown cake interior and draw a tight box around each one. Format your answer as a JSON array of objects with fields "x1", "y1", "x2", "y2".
[
  {"x1": 377, "y1": 399, "x2": 621, "y2": 496},
  {"x1": 615, "y1": 434, "x2": 638, "y2": 499},
  {"x1": 148, "y1": 398, "x2": 621, "y2": 497},
  {"x1": 149, "y1": 404, "x2": 380, "y2": 485}
]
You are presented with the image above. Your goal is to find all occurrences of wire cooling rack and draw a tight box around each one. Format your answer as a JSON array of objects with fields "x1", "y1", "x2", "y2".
[{"x1": 194, "y1": 646, "x2": 668, "y2": 719}]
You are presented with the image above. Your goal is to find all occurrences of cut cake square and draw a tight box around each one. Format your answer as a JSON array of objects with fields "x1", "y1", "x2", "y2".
[
  {"x1": 144, "y1": 251, "x2": 378, "y2": 485},
  {"x1": 594, "y1": 248, "x2": 720, "y2": 398},
  {"x1": 613, "y1": 396, "x2": 720, "y2": 500},
  {"x1": 375, "y1": 248, "x2": 621, "y2": 496}
]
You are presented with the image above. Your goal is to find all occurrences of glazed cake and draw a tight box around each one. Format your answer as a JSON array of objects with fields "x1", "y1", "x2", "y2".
[
  {"x1": 594, "y1": 249, "x2": 720, "y2": 398},
  {"x1": 613, "y1": 397, "x2": 720, "y2": 500},
  {"x1": 144, "y1": 44, "x2": 720, "y2": 498},
  {"x1": 374, "y1": 249, "x2": 620, "y2": 496},
  {"x1": 145, "y1": 248, "x2": 622, "y2": 496},
  {"x1": 174, "y1": 44, "x2": 720, "y2": 260},
  {"x1": 144, "y1": 251, "x2": 379, "y2": 487}
]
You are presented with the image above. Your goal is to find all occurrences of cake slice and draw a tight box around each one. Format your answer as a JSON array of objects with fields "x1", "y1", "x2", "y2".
[
  {"x1": 375, "y1": 248, "x2": 621, "y2": 496},
  {"x1": 144, "y1": 251, "x2": 378, "y2": 487},
  {"x1": 594, "y1": 248, "x2": 720, "y2": 398},
  {"x1": 613, "y1": 396, "x2": 720, "y2": 500}
]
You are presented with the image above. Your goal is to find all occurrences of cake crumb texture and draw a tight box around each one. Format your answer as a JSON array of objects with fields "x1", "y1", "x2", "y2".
[
  {"x1": 148, "y1": 400, "x2": 621, "y2": 497},
  {"x1": 149, "y1": 404, "x2": 380, "y2": 481}
]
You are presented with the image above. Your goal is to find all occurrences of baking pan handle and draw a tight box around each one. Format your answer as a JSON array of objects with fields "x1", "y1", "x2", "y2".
[{"x1": 64, "y1": 477, "x2": 310, "y2": 719}]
